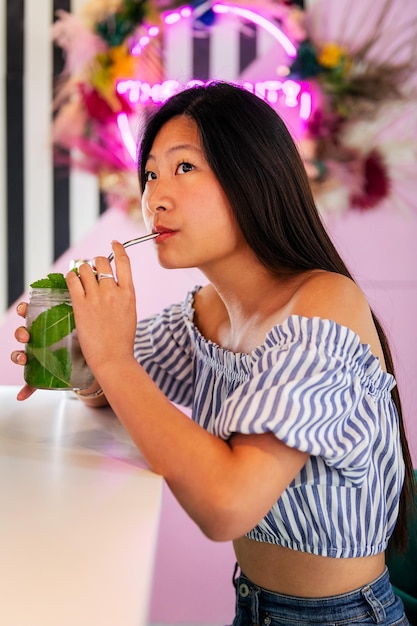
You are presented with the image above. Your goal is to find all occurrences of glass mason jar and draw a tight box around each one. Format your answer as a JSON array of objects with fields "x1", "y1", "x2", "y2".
[{"x1": 24, "y1": 288, "x2": 95, "y2": 390}]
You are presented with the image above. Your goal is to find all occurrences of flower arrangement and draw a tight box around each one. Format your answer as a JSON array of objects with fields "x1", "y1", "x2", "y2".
[
  {"x1": 51, "y1": 0, "x2": 417, "y2": 217},
  {"x1": 280, "y1": 0, "x2": 417, "y2": 215},
  {"x1": 52, "y1": 0, "x2": 169, "y2": 213}
]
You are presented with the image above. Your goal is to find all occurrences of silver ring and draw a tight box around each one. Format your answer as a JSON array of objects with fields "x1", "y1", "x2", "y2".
[{"x1": 97, "y1": 272, "x2": 115, "y2": 282}]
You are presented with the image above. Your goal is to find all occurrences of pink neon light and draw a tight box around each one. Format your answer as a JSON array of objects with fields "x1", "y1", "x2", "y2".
[
  {"x1": 212, "y1": 3, "x2": 297, "y2": 57},
  {"x1": 120, "y1": 4, "x2": 309, "y2": 156},
  {"x1": 117, "y1": 113, "x2": 137, "y2": 162},
  {"x1": 281, "y1": 80, "x2": 301, "y2": 107},
  {"x1": 180, "y1": 6, "x2": 192, "y2": 17},
  {"x1": 131, "y1": 24, "x2": 160, "y2": 55},
  {"x1": 164, "y1": 12, "x2": 182, "y2": 24},
  {"x1": 299, "y1": 92, "x2": 312, "y2": 120},
  {"x1": 164, "y1": 6, "x2": 193, "y2": 23},
  {"x1": 117, "y1": 78, "x2": 311, "y2": 112}
]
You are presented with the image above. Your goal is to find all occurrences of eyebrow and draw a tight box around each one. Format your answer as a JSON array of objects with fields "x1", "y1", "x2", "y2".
[{"x1": 147, "y1": 143, "x2": 203, "y2": 161}]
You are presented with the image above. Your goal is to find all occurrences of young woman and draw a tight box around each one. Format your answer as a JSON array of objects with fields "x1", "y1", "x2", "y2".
[{"x1": 13, "y1": 82, "x2": 415, "y2": 625}]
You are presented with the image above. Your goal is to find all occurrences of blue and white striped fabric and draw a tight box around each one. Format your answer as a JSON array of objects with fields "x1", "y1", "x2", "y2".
[{"x1": 134, "y1": 287, "x2": 404, "y2": 558}]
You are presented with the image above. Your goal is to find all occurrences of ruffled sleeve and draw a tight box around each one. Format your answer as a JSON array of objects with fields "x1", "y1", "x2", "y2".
[
  {"x1": 133, "y1": 290, "x2": 198, "y2": 407},
  {"x1": 214, "y1": 316, "x2": 396, "y2": 485}
]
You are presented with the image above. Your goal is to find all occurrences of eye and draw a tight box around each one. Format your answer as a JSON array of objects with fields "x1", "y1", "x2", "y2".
[
  {"x1": 144, "y1": 170, "x2": 157, "y2": 182},
  {"x1": 176, "y1": 162, "x2": 194, "y2": 174}
]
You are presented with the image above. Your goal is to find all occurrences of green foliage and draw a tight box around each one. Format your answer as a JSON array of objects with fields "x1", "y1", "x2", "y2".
[
  {"x1": 290, "y1": 40, "x2": 323, "y2": 80},
  {"x1": 95, "y1": 0, "x2": 148, "y2": 47},
  {"x1": 29, "y1": 303, "x2": 75, "y2": 347},
  {"x1": 25, "y1": 345, "x2": 73, "y2": 389},
  {"x1": 30, "y1": 273, "x2": 68, "y2": 289},
  {"x1": 25, "y1": 284, "x2": 76, "y2": 388}
]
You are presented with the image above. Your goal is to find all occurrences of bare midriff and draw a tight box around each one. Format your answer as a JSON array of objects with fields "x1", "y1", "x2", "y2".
[{"x1": 233, "y1": 536, "x2": 386, "y2": 597}]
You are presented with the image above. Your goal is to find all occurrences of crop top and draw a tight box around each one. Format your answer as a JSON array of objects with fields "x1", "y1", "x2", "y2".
[{"x1": 134, "y1": 287, "x2": 405, "y2": 558}]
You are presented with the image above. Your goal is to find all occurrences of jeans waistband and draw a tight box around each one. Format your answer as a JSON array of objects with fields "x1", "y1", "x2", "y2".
[{"x1": 234, "y1": 567, "x2": 402, "y2": 625}]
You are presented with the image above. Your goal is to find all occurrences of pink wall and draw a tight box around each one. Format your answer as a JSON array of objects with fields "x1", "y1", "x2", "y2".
[
  {"x1": 1, "y1": 204, "x2": 416, "y2": 624},
  {"x1": 324, "y1": 207, "x2": 417, "y2": 464}
]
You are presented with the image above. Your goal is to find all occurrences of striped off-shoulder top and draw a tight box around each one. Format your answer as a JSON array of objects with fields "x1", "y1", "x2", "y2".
[{"x1": 134, "y1": 287, "x2": 404, "y2": 558}]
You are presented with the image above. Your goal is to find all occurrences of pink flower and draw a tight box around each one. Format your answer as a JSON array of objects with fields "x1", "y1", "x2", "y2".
[
  {"x1": 351, "y1": 150, "x2": 390, "y2": 210},
  {"x1": 307, "y1": 108, "x2": 343, "y2": 141},
  {"x1": 78, "y1": 83, "x2": 131, "y2": 123}
]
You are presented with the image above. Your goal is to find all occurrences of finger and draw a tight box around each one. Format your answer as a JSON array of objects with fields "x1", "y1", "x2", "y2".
[
  {"x1": 15, "y1": 326, "x2": 30, "y2": 344},
  {"x1": 110, "y1": 241, "x2": 133, "y2": 288},
  {"x1": 11, "y1": 350, "x2": 27, "y2": 365},
  {"x1": 16, "y1": 302, "x2": 28, "y2": 318},
  {"x1": 94, "y1": 255, "x2": 112, "y2": 268},
  {"x1": 67, "y1": 262, "x2": 97, "y2": 294},
  {"x1": 66, "y1": 267, "x2": 84, "y2": 294},
  {"x1": 94, "y1": 256, "x2": 117, "y2": 286},
  {"x1": 16, "y1": 385, "x2": 36, "y2": 401}
]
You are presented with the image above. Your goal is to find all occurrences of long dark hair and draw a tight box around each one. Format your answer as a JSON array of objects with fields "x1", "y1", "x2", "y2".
[{"x1": 138, "y1": 81, "x2": 415, "y2": 551}]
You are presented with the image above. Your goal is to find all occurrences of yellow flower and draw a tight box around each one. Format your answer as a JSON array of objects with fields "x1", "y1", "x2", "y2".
[
  {"x1": 318, "y1": 43, "x2": 347, "y2": 69},
  {"x1": 109, "y1": 45, "x2": 136, "y2": 82},
  {"x1": 88, "y1": 44, "x2": 136, "y2": 112},
  {"x1": 89, "y1": 55, "x2": 117, "y2": 110}
]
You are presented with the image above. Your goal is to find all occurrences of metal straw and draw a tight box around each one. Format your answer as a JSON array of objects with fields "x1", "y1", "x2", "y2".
[
  {"x1": 69, "y1": 232, "x2": 159, "y2": 271},
  {"x1": 107, "y1": 232, "x2": 159, "y2": 262}
]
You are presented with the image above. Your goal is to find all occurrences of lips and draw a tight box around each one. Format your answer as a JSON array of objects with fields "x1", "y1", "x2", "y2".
[
  {"x1": 153, "y1": 226, "x2": 176, "y2": 235},
  {"x1": 153, "y1": 226, "x2": 177, "y2": 241}
]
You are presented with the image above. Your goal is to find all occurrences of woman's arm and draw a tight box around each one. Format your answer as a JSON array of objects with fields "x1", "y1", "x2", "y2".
[
  {"x1": 66, "y1": 242, "x2": 308, "y2": 541},
  {"x1": 81, "y1": 350, "x2": 308, "y2": 541},
  {"x1": 73, "y1": 381, "x2": 109, "y2": 408}
]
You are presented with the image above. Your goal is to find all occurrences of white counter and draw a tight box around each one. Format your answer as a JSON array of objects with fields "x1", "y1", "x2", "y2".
[{"x1": 0, "y1": 386, "x2": 163, "y2": 626}]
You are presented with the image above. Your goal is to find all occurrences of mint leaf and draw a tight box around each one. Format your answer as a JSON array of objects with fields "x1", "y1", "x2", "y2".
[
  {"x1": 29, "y1": 278, "x2": 53, "y2": 288},
  {"x1": 28, "y1": 303, "x2": 75, "y2": 347},
  {"x1": 25, "y1": 345, "x2": 72, "y2": 388},
  {"x1": 25, "y1": 279, "x2": 77, "y2": 388},
  {"x1": 30, "y1": 273, "x2": 68, "y2": 289}
]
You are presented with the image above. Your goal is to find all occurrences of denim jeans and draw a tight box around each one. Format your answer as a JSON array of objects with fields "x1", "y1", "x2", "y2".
[{"x1": 232, "y1": 567, "x2": 409, "y2": 625}]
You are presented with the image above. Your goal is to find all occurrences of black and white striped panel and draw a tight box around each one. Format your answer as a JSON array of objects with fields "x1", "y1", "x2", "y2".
[{"x1": 1, "y1": 0, "x2": 102, "y2": 316}]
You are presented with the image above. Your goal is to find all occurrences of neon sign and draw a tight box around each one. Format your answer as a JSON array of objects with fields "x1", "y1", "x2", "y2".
[
  {"x1": 211, "y1": 3, "x2": 297, "y2": 57},
  {"x1": 118, "y1": 77, "x2": 309, "y2": 108},
  {"x1": 117, "y1": 4, "x2": 312, "y2": 161}
]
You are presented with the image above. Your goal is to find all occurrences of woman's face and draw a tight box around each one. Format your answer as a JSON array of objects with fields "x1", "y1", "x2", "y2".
[{"x1": 141, "y1": 115, "x2": 246, "y2": 273}]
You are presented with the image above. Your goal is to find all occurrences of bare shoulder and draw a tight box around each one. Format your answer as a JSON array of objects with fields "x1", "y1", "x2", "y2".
[
  {"x1": 292, "y1": 271, "x2": 385, "y2": 364},
  {"x1": 293, "y1": 271, "x2": 367, "y2": 317}
]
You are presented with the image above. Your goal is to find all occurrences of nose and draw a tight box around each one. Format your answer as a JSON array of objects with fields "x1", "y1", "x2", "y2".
[
  {"x1": 142, "y1": 193, "x2": 168, "y2": 230},
  {"x1": 144, "y1": 203, "x2": 167, "y2": 215},
  {"x1": 142, "y1": 180, "x2": 171, "y2": 216}
]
